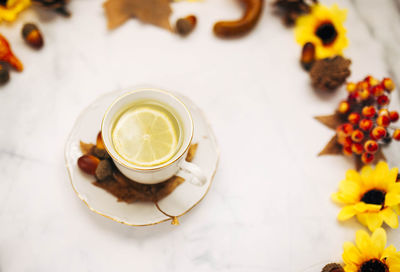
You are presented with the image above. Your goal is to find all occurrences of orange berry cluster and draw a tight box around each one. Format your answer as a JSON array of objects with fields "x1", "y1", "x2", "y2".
[{"x1": 336, "y1": 76, "x2": 400, "y2": 164}]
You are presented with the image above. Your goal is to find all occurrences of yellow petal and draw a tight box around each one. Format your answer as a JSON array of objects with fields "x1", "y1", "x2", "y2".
[
  {"x1": 389, "y1": 183, "x2": 400, "y2": 194},
  {"x1": 332, "y1": 192, "x2": 358, "y2": 204},
  {"x1": 339, "y1": 179, "x2": 361, "y2": 198},
  {"x1": 385, "y1": 192, "x2": 400, "y2": 207},
  {"x1": 343, "y1": 241, "x2": 363, "y2": 265},
  {"x1": 366, "y1": 213, "x2": 384, "y2": 232},
  {"x1": 382, "y1": 245, "x2": 398, "y2": 259},
  {"x1": 355, "y1": 229, "x2": 373, "y2": 257},
  {"x1": 338, "y1": 206, "x2": 356, "y2": 221},
  {"x1": 346, "y1": 169, "x2": 362, "y2": 185},
  {"x1": 356, "y1": 213, "x2": 369, "y2": 227},
  {"x1": 370, "y1": 228, "x2": 386, "y2": 257},
  {"x1": 380, "y1": 208, "x2": 399, "y2": 229},
  {"x1": 361, "y1": 165, "x2": 374, "y2": 188}
]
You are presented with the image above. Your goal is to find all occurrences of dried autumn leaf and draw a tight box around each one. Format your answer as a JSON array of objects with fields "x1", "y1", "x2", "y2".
[
  {"x1": 318, "y1": 135, "x2": 342, "y2": 156},
  {"x1": 103, "y1": 0, "x2": 172, "y2": 31},
  {"x1": 314, "y1": 113, "x2": 343, "y2": 130},
  {"x1": 80, "y1": 141, "x2": 94, "y2": 154}
]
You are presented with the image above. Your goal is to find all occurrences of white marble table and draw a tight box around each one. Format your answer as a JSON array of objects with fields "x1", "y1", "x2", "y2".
[{"x1": 1, "y1": 0, "x2": 400, "y2": 271}]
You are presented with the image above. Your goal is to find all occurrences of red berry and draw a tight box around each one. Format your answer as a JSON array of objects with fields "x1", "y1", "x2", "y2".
[
  {"x1": 361, "y1": 152, "x2": 375, "y2": 164},
  {"x1": 357, "y1": 81, "x2": 369, "y2": 91},
  {"x1": 366, "y1": 76, "x2": 379, "y2": 86},
  {"x1": 342, "y1": 145, "x2": 353, "y2": 156},
  {"x1": 337, "y1": 135, "x2": 353, "y2": 146},
  {"x1": 359, "y1": 89, "x2": 370, "y2": 100},
  {"x1": 379, "y1": 109, "x2": 389, "y2": 116},
  {"x1": 359, "y1": 119, "x2": 373, "y2": 131},
  {"x1": 364, "y1": 140, "x2": 379, "y2": 153},
  {"x1": 382, "y1": 78, "x2": 395, "y2": 92},
  {"x1": 338, "y1": 101, "x2": 350, "y2": 114},
  {"x1": 371, "y1": 126, "x2": 387, "y2": 140},
  {"x1": 393, "y1": 129, "x2": 400, "y2": 141},
  {"x1": 377, "y1": 95, "x2": 389, "y2": 106},
  {"x1": 337, "y1": 123, "x2": 354, "y2": 137},
  {"x1": 372, "y1": 85, "x2": 385, "y2": 96},
  {"x1": 362, "y1": 106, "x2": 376, "y2": 118},
  {"x1": 389, "y1": 111, "x2": 399, "y2": 122},
  {"x1": 352, "y1": 143, "x2": 363, "y2": 155},
  {"x1": 346, "y1": 82, "x2": 356, "y2": 93},
  {"x1": 377, "y1": 115, "x2": 390, "y2": 127},
  {"x1": 348, "y1": 112, "x2": 361, "y2": 124},
  {"x1": 351, "y1": 130, "x2": 364, "y2": 143}
]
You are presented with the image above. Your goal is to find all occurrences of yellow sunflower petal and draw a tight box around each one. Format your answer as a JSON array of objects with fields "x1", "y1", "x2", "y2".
[
  {"x1": 370, "y1": 228, "x2": 386, "y2": 257},
  {"x1": 343, "y1": 263, "x2": 358, "y2": 272},
  {"x1": 356, "y1": 213, "x2": 369, "y2": 227},
  {"x1": 361, "y1": 165, "x2": 375, "y2": 188},
  {"x1": 365, "y1": 213, "x2": 384, "y2": 232},
  {"x1": 385, "y1": 192, "x2": 400, "y2": 207},
  {"x1": 355, "y1": 229, "x2": 374, "y2": 257},
  {"x1": 382, "y1": 245, "x2": 398, "y2": 259},
  {"x1": 343, "y1": 241, "x2": 363, "y2": 266},
  {"x1": 374, "y1": 161, "x2": 390, "y2": 188},
  {"x1": 380, "y1": 208, "x2": 399, "y2": 229},
  {"x1": 346, "y1": 169, "x2": 362, "y2": 185},
  {"x1": 387, "y1": 167, "x2": 399, "y2": 185},
  {"x1": 389, "y1": 182, "x2": 400, "y2": 193},
  {"x1": 332, "y1": 192, "x2": 358, "y2": 204},
  {"x1": 338, "y1": 206, "x2": 356, "y2": 221},
  {"x1": 339, "y1": 179, "x2": 361, "y2": 199}
]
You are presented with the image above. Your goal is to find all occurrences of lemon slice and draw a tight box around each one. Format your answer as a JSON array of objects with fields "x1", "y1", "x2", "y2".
[{"x1": 112, "y1": 106, "x2": 179, "y2": 167}]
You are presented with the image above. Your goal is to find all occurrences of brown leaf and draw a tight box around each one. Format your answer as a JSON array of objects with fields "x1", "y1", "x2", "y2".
[
  {"x1": 103, "y1": 0, "x2": 172, "y2": 31},
  {"x1": 80, "y1": 141, "x2": 94, "y2": 154},
  {"x1": 318, "y1": 135, "x2": 342, "y2": 156},
  {"x1": 314, "y1": 113, "x2": 343, "y2": 130}
]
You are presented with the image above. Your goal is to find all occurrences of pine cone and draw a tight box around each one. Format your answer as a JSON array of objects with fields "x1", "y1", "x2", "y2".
[
  {"x1": 310, "y1": 56, "x2": 351, "y2": 91},
  {"x1": 32, "y1": 0, "x2": 71, "y2": 17},
  {"x1": 272, "y1": 0, "x2": 318, "y2": 26},
  {"x1": 321, "y1": 263, "x2": 344, "y2": 272}
]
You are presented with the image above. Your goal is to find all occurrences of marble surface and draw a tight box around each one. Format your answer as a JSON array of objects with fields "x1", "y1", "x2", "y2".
[{"x1": 1, "y1": 0, "x2": 400, "y2": 271}]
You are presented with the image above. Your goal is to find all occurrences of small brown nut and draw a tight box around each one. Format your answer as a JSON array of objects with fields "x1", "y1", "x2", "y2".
[
  {"x1": 77, "y1": 155, "x2": 100, "y2": 175},
  {"x1": 0, "y1": 64, "x2": 10, "y2": 85},
  {"x1": 95, "y1": 160, "x2": 112, "y2": 181},
  {"x1": 92, "y1": 147, "x2": 110, "y2": 159},
  {"x1": 96, "y1": 131, "x2": 105, "y2": 149},
  {"x1": 213, "y1": 0, "x2": 263, "y2": 38},
  {"x1": 22, "y1": 23, "x2": 44, "y2": 49},
  {"x1": 176, "y1": 15, "x2": 197, "y2": 36},
  {"x1": 300, "y1": 42, "x2": 315, "y2": 71}
]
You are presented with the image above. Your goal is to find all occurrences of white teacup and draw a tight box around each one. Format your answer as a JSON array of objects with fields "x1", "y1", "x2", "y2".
[{"x1": 101, "y1": 88, "x2": 206, "y2": 186}]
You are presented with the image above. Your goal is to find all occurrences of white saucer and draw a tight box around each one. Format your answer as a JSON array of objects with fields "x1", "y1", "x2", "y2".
[{"x1": 65, "y1": 89, "x2": 219, "y2": 226}]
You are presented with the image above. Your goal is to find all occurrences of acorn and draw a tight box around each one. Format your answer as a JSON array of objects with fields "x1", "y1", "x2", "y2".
[
  {"x1": 176, "y1": 15, "x2": 197, "y2": 36},
  {"x1": 22, "y1": 23, "x2": 44, "y2": 49},
  {"x1": 300, "y1": 42, "x2": 315, "y2": 71},
  {"x1": 0, "y1": 63, "x2": 10, "y2": 85}
]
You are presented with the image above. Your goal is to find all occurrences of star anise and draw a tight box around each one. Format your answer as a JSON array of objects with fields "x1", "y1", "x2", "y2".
[{"x1": 272, "y1": 0, "x2": 318, "y2": 27}]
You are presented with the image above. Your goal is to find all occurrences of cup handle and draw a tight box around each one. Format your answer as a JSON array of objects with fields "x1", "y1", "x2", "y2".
[{"x1": 177, "y1": 160, "x2": 207, "y2": 186}]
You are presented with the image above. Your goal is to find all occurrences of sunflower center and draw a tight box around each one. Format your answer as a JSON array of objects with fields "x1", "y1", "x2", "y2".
[
  {"x1": 0, "y1": 0, "x2": 6, "y2": 7},
  {"x1": 315, "y1": 22, "x2": 338, "y2": 45},
  {"x1": 361, "y1": 189, "x2": 386, "y2": 205},
  {"x1": 359, "y1": 259, "x2": 388, "y2": 272}
]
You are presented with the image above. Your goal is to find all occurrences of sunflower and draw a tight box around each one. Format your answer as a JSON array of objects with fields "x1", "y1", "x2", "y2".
[
  {"x1": 342, "y1": 228, "x2": 400, "y2": 272},
  {"x1": 332, "y1": 161, "x2": 400, "y2": 232},
  {"x1": 0, "y1": 0, "x2": 31, "y2": 22},
  {"x1": 294, "y1": 4, "x2": 348, "y2": 59}
]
